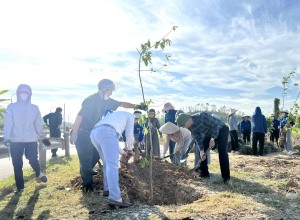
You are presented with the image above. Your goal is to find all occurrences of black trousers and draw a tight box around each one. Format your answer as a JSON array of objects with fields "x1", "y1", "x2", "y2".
[
  {"x1": 270, "y1": 129, "x2": 279, "y2": 144},
  {"x1": 229, "y1": 130, "x2": 239, "y2": 151},
  {"x1": 198, "y1": 125, "x2": 230, "y2": 180},
  {"x1": 252, "y1": 132, "x2": 265, "y2": 156},
  {"x1": 242, "y1": 130, "x2": 251, "y2": 144}
]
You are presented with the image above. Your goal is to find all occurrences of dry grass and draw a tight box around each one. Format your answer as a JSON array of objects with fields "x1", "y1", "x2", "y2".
[{"x1": 0, "y1": 151, "x2": 300, "y2": 219}]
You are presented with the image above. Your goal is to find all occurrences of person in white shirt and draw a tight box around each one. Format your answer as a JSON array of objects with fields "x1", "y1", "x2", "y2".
[
  {"x1": 90, "y1": 111, "x2": 134, "y2": 208},
  {"x1": 159, "y1": 122, "x2": 192, "y2": 166},
  {"x1": 228, "y1": 109, "x2": 239, "y2": 152}
]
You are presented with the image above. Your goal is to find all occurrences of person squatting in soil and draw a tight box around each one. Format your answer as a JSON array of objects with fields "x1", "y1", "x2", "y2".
[
  {"x1": 3, "y1": 84, "x2": 50, "y2": 193},
  {"x1": 120, "y1": 110, "x2": 145, "y2": 165},
  {"x1": 144, "y1": 109, "x2": 162, "y2": 158},
  {"x1": 228, "y1": 109, "x2": 239, "y2": 152},
  {"x1": 90, "y1": 111, "x2": 134, "y2": 208},
  {"x1": 70, "y1": 79, "x2": 146, "y2": 193},
  {"x1": 159, "y1": 122, "x2": 192, "y2": 166},
  {"x1": 270, "y1": 114, "x2": 280, "y2": 147},
  {"x1": 176, "y1": 112, "x2": 231, "y2": 183},
  {"x1": 162, "y1": 102, "x2": 178, "y2": 164},
  {"x1": 240, "y1": 115, "x2": 251, "y2": 144},
  {"x1": 43, "y1": 107, "x2": 63, "y2": 157},
  {"x1": 251, "y1": 106, "x2": 267, "y2": 156}
]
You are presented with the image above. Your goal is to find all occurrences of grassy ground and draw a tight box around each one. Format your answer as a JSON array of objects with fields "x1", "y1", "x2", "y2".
[{"x1": 0, "y1": 151, "x2": 300, "y2": 219}]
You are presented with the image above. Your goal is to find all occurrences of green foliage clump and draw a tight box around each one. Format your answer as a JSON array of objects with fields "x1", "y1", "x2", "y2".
[{"x1": 238, "y1": 144, "x2": 253, "y2": 155}]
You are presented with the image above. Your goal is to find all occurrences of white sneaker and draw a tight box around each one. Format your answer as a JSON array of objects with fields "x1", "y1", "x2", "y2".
[
  {"x1": 288, "y1": 151, "x2": 295, "y2": 155},
  {"x1": 283, "y1": 150, "x2": 287, "y2": 153}
]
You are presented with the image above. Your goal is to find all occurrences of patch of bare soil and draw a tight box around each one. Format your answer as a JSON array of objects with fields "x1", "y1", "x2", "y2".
[{"x1": 70, "y1": 158, "x2": 202, "y2": 206}]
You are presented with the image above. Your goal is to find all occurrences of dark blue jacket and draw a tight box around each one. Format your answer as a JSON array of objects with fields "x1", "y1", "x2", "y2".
[
  {"x1": 272, "y1": 119, "x2": 280, "y2": 130},
  {"x1": 165, "y1": 109, "x2": 177, "y2": 124},
  {"x1": 252, "y1": 107, "x2": 267, "y2": 133},
  {"x1": 240, "y1": 120, "x2": 251, "y2": 133}
]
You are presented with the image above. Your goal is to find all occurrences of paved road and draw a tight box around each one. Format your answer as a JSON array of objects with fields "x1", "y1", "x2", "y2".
[{"x1": 0, "y1": 145, "x2": 78, "y2": 181}]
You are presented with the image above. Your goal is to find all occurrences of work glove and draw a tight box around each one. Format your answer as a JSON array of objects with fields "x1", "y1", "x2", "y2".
[
  {"x1": 42, "y1": 138, "x2": 51, "y2": 146},
  {"x1": 3, "y1": 139, "x2": 11, "y2": 147},
  {"x1": 135, "y1": 104, "x2": 148, "y2": 111},
  {"x1": 125, "y1": 136, "x2": 134, "y2": 150},
  {"x1": 70, "y1": 131, "x2": 78, "y2": 145}
]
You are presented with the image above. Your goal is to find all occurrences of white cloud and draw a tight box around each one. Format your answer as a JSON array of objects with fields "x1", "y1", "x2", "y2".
[{"x1": 1, "y1": 0, "x2": 300, "y2": 122}]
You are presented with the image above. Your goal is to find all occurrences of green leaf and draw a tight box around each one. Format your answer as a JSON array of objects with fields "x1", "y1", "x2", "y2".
[
  {"x1": 0, "y1": 90, "x2": 9, "y2": 95},
  {"x1": 173, "y1": 26, "x2": 178, "y2": 31},
  {"x1": 144, "y1": 127, "x2": 149, "y2": 135}
]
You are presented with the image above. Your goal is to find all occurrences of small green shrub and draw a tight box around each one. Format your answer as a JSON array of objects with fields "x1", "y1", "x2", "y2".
[{"x1": 238, "y1": 144, "x2": 253, "y2": 155}]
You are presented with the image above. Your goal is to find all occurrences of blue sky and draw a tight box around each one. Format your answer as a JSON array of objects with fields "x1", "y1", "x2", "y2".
[{"x1": 1, "y1": 0, "x2": 300, "y2": 122}]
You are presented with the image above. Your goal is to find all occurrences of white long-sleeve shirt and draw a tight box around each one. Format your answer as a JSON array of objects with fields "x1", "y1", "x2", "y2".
[{"x1": 94, "y1": 111, "x2": 134, "y2": 140}]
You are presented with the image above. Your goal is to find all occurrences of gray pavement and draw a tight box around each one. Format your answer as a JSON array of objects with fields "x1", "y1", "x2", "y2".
[{"x1": 0, "y1": 144, "x2": 77, "y2": 181}]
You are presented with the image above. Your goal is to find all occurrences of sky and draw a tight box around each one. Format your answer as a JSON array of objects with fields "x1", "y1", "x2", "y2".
[{"x1": 1, "y1": 0, "x2": 300, "y2": 122}]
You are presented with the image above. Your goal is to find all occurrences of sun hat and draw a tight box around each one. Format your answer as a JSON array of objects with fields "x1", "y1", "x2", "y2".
[
  {"x1": 242, "y1": 115, "x2": 250, "y2": 118},
  {"x1": 159, "y1": 122, "x2": 180, "y2": 135},
  {"x1": 162, "y1": 102, "x2": 175, "y2": 112},
  {"x1": 228, "y1": 109, "x2": 238, "y2": 116},
  {"x1": 280, "y1": 109, "x2": 289, "y2": 114},
  {"x1": 176, "y1": 113, "x2": 191, "y2": 127}
]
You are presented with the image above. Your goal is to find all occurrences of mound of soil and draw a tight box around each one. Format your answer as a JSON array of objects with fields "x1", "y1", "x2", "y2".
[{"x1": 70, "y1": 158, "x2": 202, "y2": 205}]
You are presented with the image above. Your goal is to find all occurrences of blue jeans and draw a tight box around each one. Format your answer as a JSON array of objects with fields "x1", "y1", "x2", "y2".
[
  {"x1": 174, "y1": 137, "x2": 192, "y2": 166},
  {"x1": 90, "y1": 126, "x2": 121, "y2": 201},
  {"x1": 169, "y1": 140, "x2": 176, "y2": 164},
  {"x1": 10, "y1": 142, "x2": 41, "y2": 190},
  {"x1": 75, "y1": 130, "x2": 100, "y2": 188}
]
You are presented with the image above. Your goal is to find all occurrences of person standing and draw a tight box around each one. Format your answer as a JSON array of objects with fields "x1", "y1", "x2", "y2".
[
  {"x1": 70, "y1": 79, "x2": 146, "y2": 193},
  {"x1": 252, "y1": 107, "x2": 267, "y2": 156},
  {"x1": 240, "y1": 115, "x2": 251, "y2": 144},
  {"x1": 43, "y1": 107, "x2": 63, "y2": 157},
  {"x1": 176, "y1": 112, "x2": 230, "y2": 184},
  {"x1": 3, "y1": 84, "x2": 50, "y2": 193},
  {"x1": 90, "y1": 111, "x2": 134, "y2": 208},
  {"x1": 228, "y1": 109, "x2": 239, "y2": 152},
  {"x1": 144, "y1": 109, "x2": 162, "y2": 158},
  {"x1": 270, "y1": 114, "x2": 280, "y2": 147},
  {"x1": 162, "y1": 102, "x2": 178, "y2": 163}
]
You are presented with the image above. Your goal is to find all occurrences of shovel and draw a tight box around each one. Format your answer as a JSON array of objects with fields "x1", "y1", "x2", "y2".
[{"x1": 192, "y1": 147, "x2": 211, "y2": 172}]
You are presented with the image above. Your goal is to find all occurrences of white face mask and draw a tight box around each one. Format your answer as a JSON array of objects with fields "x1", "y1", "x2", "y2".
[
  {"x1": 103, "y1": 94, "x2": 110, "y2": 100},
  {"x1": 19, "y1": 93, "x2": 29, "y2": 101}
]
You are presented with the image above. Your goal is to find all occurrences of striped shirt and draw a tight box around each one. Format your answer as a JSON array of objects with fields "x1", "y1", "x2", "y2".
[{"x1": 189, "y1": 112, "x2": 225, "y2": 150}]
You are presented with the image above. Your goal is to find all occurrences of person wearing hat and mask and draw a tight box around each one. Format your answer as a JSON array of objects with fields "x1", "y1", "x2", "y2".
[
  {"x1": 279, "y1": 109, "x2": 295, "y2": 153},
  {"x1": 159, "y1": 122, "x2": 192, "y2": 166},
  {"x1": 3, "y1": 84, "x2": 50, "y2": 193},
  {"x1": 176, "y1": 112, "x2": 230, "y2": 184},
  {"x1": 162, "y1": 102, "x2": 178, "y2": 164},
  {"x1": 43, "y1": 107, "x2": 63, "y2": 157},
  {"x1": 144, "y1": 109, "x2": 162, "y2": 158},
  {"x1": 252, "y1": 107, "x2": 267, "y2": 156},
  {"x1": 228, "y1": 109, "x2": 239, "y2": 152},
  {"x1": 70, "y1": 79, "x2": 147, "y2": 193},
  {"x1": 240, "y1": 115, "x2": 251, "y2": 144},
  {"x1": 270, "y1": 114, "x2": 280, "y2": 147}
]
